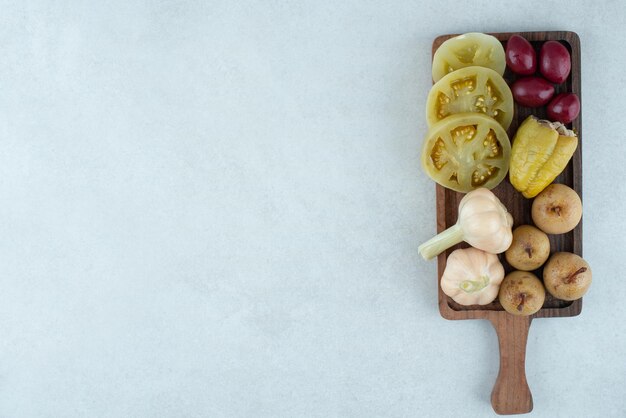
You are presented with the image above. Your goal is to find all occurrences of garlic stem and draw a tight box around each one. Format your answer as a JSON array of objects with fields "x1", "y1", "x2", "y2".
[{"x1": 418, "y1": 224, "x2": 464, "y2": 260}]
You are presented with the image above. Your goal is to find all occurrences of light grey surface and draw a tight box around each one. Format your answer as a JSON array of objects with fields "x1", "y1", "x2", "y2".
[{"x1": 0, "y1": 1, "x2": 623, "y2": 417}]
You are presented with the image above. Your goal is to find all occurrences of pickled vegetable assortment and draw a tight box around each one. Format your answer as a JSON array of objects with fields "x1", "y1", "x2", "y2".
[
  {"x1": 421, "y1": 32, "x2": 590, "y2": 312},
  {"x1": 424, "y1": 32, "x2": 581, "y2": 197}
]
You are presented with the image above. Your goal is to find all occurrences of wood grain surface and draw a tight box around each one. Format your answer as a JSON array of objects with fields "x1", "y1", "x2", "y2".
[{"x1": 430, "y1": 31, "x2": 582, "y2": 415}]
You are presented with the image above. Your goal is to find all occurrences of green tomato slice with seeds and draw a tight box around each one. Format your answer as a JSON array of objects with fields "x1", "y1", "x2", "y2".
[
  {"x1": 432, "y1": 32, "x2": 506, "y2": 82},
  {"x1": 426, "y1": 66, "x2": 513, "y2": 130},
  {"x1": 421, "y1": 113, "x2": 511, "y2": 193}
]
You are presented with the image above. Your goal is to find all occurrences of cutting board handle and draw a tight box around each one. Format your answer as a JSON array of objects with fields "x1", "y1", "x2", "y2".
[{"x1": 489, "y1": 315, "x2": 533, "y2": 415}]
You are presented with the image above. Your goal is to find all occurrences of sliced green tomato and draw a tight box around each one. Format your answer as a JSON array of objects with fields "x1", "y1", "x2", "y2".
[
  {"x1": 432, "y1": 33, "x2": 505, "y2": 82},
  {"x1": 426, "y1": 66, "x2": 513, "y2": 129},
  {"x1": 421, "y1": 113, "x2": 511, "y2": 193}
]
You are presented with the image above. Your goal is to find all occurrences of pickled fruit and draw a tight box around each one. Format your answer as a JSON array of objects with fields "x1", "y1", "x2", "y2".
[
  {"x1": 505, "y1": 35, "x2": 536, "y2": 75},
  {"x1": 540, "y1": 41, "x2": 571, "y2": 83},
  {"x1": 511, "y1": 77, "x2": 555, "y2": 107}
]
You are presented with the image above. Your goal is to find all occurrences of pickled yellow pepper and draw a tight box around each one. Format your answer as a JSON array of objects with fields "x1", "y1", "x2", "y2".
[{"x1": 509, "y1": 116, "x2": 578, "y2": 198}]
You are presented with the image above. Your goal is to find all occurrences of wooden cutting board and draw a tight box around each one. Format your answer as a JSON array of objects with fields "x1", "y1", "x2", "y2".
[{"x1": 431, "y1": 31, "x2": 582, "y2": 415}]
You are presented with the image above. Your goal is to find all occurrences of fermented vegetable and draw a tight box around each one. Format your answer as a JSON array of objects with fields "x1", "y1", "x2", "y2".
[
  {"x1": 509, "y1": 116, "x2": 578, "y2": 198},
  {"x1": 418, "y1": 188, "x2": 513, "y2": 260},
  {"x1": 421, "y1": 113, "x2": 511, "y2": 193},
  {"x1": 426, "y1": 66, "x2": 513, "y2": 129},
  {"x1": 440, "y1": 247, "x2": 505, "y2": 305},
  {"x1": 432, "y1": 33, "x2": 506, "y2": 82}
]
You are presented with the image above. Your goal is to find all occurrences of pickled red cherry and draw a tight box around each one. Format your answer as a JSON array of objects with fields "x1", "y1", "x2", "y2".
[
  {"x1": 540, "y1": 41, "x2": 571, "y2": 83},
  {"x1": 506, "y1": 35, "x2": 536, "y2": 75},
  {"x1": 511, "y1": 77, "x2": 555, "y2": 107},
  {"x1": 547, "y1": 93, "x2": 580, "y2": 124}
]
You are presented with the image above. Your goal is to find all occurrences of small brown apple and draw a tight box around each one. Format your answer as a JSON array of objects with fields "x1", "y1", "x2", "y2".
[
  {"x1": 543, "y1": 252, "x2": 592, "y2": 301},
  {"x1": 498, "y1": 271, "x2": 546, "y2": 316},
  {"x1": 532, "y1": 184, "x2": 582, "y2": 234},
  {"x1": 505, "y1": 225, "x2": 550, "y2": 271}
]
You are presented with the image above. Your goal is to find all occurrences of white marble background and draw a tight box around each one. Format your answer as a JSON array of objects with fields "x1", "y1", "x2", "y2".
[{"x1": 1, "y1": 1, "x2": 624, "y2": 417}]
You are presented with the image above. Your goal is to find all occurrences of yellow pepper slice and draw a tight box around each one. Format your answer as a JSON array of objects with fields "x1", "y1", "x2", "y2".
[{"x1": 509, "y1": 116, "x2": 578, "y2": 198}]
